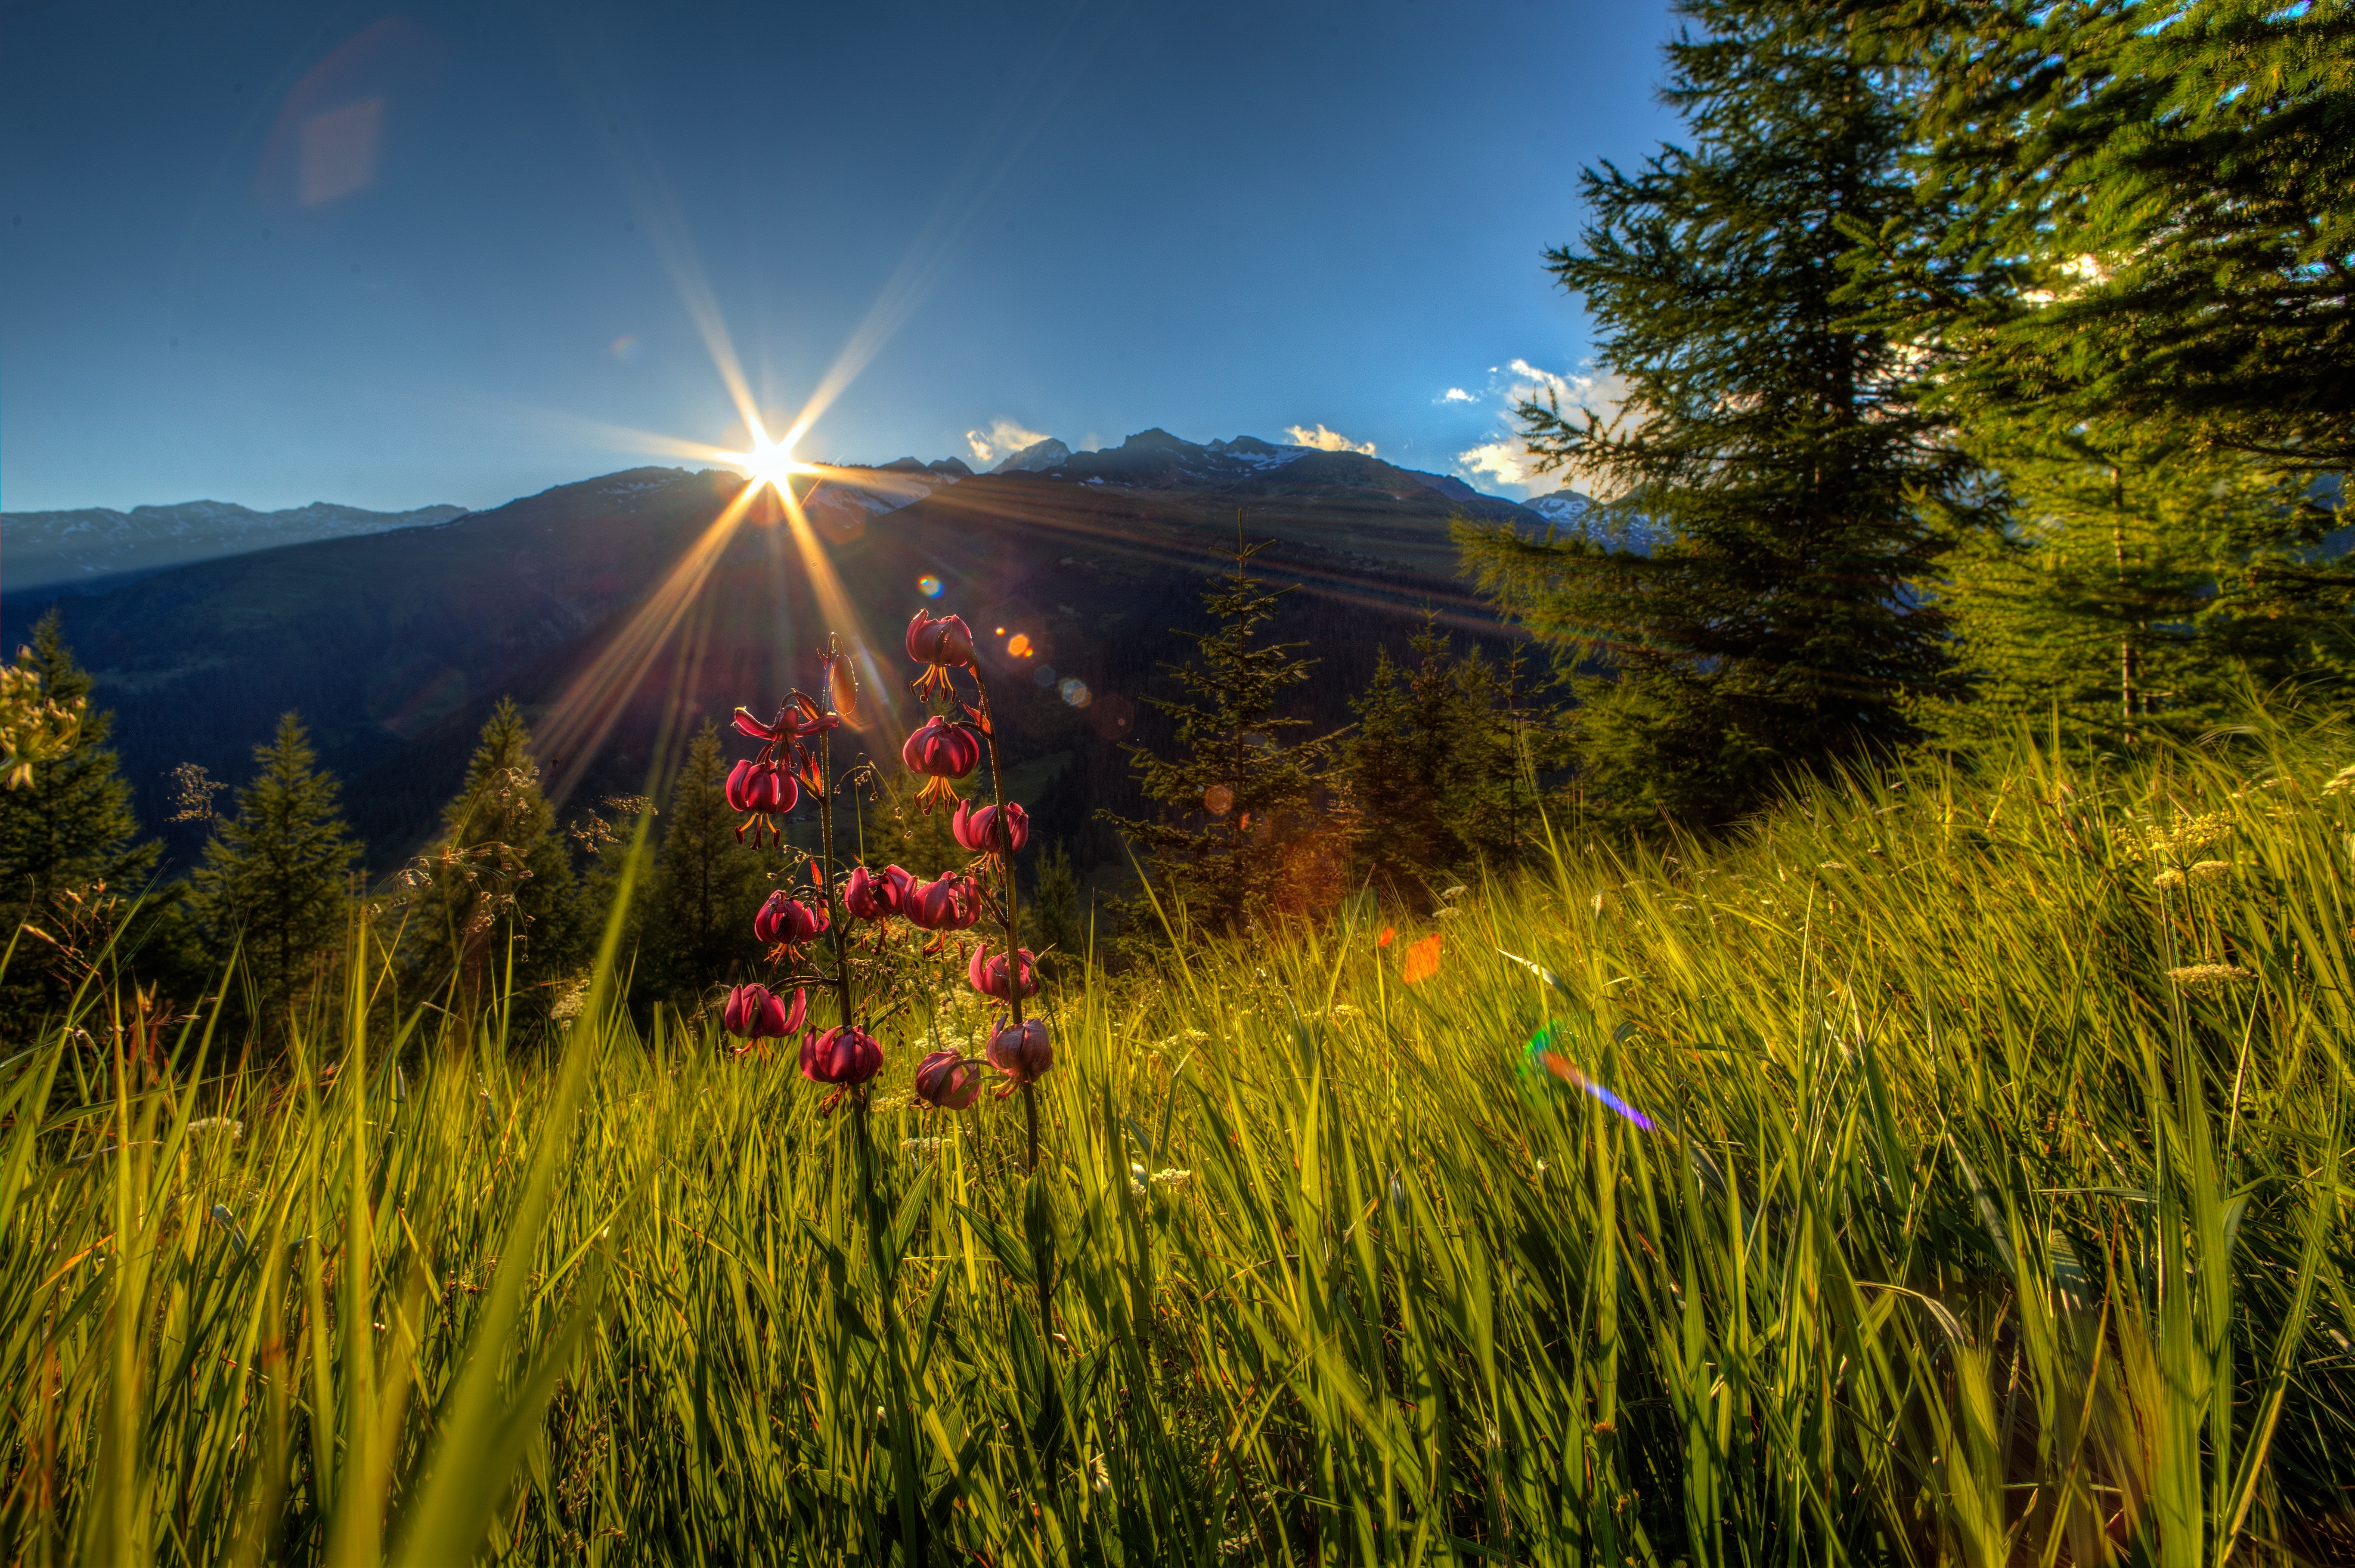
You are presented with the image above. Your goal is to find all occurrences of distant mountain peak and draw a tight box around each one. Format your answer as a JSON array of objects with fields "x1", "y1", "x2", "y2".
[
  {"x1": 1118, "y1": 428, "x2": 1190, "y2": 452},
  {"x1": 988, "y1": 437, "x2": 1071, "y2": 474},
  {"x1": 1527, "y1": 489, "x2": 1596, "y2": 523}
]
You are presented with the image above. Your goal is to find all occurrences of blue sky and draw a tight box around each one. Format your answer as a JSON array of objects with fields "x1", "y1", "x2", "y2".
[{"x1": 1, "y1": 0, "x2": 1676, "y2": 514}]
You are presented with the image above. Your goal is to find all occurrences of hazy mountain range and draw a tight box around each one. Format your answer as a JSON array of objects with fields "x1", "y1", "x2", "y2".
[
  {"x1": 2, "y1": 500, "x2": 469, "y2": 594},
  {"x1": 1, "y1": 429, "x2": 1590, "y2": 875}
]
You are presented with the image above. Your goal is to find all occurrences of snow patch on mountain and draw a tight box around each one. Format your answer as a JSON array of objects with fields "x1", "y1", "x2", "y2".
[{"x1": 988, "y1": 438, "x2": 1072, "y2": 474}]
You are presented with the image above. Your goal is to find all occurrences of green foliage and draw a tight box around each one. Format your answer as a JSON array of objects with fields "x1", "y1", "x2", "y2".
[
  {"x1": 1458, "y1": 0, "x2": 1961, "y2": 829},
  {"x1": 405, "y1": 698, "x2": 585, "y2": 1021},
  {"x1": 629, "y1": 721, "x2": 772, "y2": 1011},
  {"x1": 7, "y1": 711, "x2": 2355, "y2": 1561},
  {"x1": 1915, "y1": 418, "x2": 2351, "y2": 752},
  {"x1": 1105, "y1": 531, "x2": 1339, "y2": 936},
  {"x1": 0, "y1": 640, "x2": 84, "y2": 790},
  {"x1": 1026, "y1": 838, "x2": 1087, "y2": 977},
  {"x1": 183, "y1": 713, "x2": 359, "y2": 1032},
  {"x1": 1868, "y1": 0, "x2": 2355, "y2": 472},
  {"x1": 0, "y1": 614, "x2": 163, "y2": 1025},
  {"x1": 0, "y1": 611, "x2": 156, "y2": 906},
  {"x1": 1820, "y1": 0, "x2": 2355, "y2": 761},
  {"x1": 1336, "y1": 615, "x2": 1556, "y2": 895}
]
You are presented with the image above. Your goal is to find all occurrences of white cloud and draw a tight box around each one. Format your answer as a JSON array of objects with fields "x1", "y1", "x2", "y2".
[
  {"x1": 1444, "y1": 359, "x2": 1637, "y2": 500},
  {"x1": 1507, "y1": 358, "x2": 1573, "y2": 400},
  {"x1": 1441, "y1": 387, "x2": 1475, "y2": 403},
  {"x1": 965, "y1": 418, "x2": 1049, "y2": 466},
  {"x1": 1285, "y1": 423, "x2": 1376, "y2": 456},
  {"x1": 1455, "y1": 441, "x2": 1533, "y2": 489}
]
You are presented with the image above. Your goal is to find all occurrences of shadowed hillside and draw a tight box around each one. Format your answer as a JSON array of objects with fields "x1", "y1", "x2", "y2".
[{"x1": 0, "y1": 441, "x2": 1551, "y2": 877}]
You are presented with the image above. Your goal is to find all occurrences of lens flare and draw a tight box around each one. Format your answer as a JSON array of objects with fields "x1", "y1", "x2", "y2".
[
  {"x1": 1058, "y1": 676, "x2": 1091, "y2": 707},
  {"x1": 1005, "y1": 633, "x2": 1033, "y2": 658},
  {"x1": 917, "y1": 574, "x2": 943, "y2": 598},
  {"x1": 1524, "y1": 1026, "x2": 1655, "y2": 1131},
  {"x1": 1087, "y1": 692, "x2": 1134, "y2": 738},
  {"x1": 1032, "y1": 663, "x2": 1057, "y2": 687}
]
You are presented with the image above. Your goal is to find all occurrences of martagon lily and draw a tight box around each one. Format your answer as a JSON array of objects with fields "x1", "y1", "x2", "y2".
[{"x1": 729, "y1": 693, "x2": 837, "y2": 846}]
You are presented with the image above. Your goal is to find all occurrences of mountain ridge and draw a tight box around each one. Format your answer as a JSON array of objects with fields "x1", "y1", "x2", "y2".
[
  {"x1": 0, "y1": 436, "x2": 1587, "y2": 875},
  {"x1": 2, "y1": 499, "x2": 468, "y2": 595}
]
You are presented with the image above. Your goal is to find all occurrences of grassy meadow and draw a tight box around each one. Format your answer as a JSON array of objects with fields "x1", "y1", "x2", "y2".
[{"x1": 6, "y1": 712, "x2": 2355, "y2": 1565}]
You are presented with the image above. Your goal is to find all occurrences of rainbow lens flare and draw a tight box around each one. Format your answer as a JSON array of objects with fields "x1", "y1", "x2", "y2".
[
  {"x1": 1524, "y1": 1026, "x2": 1655, "y2": 1130},
  {"x1": 917, "y1": 574, "x2": 943, "y2": 598}
]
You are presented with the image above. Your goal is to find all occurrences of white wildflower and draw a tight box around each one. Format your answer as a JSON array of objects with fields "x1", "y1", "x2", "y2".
[{"x1": 2169, "y1": 963, "x2": 2256, "y2": 990}]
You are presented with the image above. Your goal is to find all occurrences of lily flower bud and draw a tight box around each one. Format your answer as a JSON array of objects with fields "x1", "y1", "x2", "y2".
[
  {"x1": 902, "y1": 716, "x2": 982, "y2": 779},
  {"x1": 844, "y1": 863, "x2": 914, "y2": 920},
  {"x1": 902, "y1": 715, "x2": 983, "y2": 810},
  {"x1": 905, "y1": 609, "x2": 975, "y2": 668},
  {"x1": 986, "y1": 1016, "x2": 1053, "y2": 1085},
  {"x1": 725, "y1": 759, "x2": 798, "y2": 815},
  {"x1": 903, "y1": 872, "x2": 981, "y2": 931},
  {"x1": 801, "y1": 1024, "x2": 883, "y2": 1086},
  {"x1": 967, "y1": 942, "x2": 1041, "y2": 1002},
  {"x1": 913, "y1": 1048, "x2": 985, "y2": 1110},
  {"x1": 827, "y1": 655, "x2": 859, "y2": 721},
  {"x1": 951, "y1": 799, "x2": 1029, "y2": 856},
  {"x1": 753, "y1": 890, "x2": 829, "y2": 946},
  {"x1": 722, "y1": 983, "x2": 792, "y2": 1039}
]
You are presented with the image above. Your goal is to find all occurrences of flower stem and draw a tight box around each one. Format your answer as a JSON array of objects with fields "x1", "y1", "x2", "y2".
[
  {"x1": 818, "y1": 727, "x2": 854, "y2": 1030},
  {"x1": 967, "y1": 666, "x2": 1036, "y2": 1174}
]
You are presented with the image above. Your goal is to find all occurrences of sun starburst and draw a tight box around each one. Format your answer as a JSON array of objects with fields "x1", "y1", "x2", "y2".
[{"x1": 725, "y1": 419, "x2": 812, "y2": 493}]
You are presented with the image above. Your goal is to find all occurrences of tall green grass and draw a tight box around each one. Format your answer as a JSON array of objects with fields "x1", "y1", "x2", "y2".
[{"x1": 5, "y1": 715, "x2": 2353, "y2": 1564}]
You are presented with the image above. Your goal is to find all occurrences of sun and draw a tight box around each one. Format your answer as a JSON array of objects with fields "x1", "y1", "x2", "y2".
[{"x1": 732, "y1": 436, "x2": 806, "y2": 493}]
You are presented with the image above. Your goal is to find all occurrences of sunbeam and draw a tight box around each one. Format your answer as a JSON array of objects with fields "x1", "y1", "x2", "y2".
[
  {"x1": 535, "y1": 480, "x2": 762, "y2": 806},
  {"x1": 524, "y1": 7, "x2": 1123, "y2": 802}
]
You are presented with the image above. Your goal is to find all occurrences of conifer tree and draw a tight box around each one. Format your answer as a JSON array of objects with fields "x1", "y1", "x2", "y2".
[
  {"x1": 1455, "y1": 0, "x2": 1963, "y2": 829},
  {"x1": 635, "y1": 721, "x2": 771, "y2": 1007},
  {"x1": 1838, "y1": 0, "x2": 2355, "y2": 745},
  {"x1": 409, "y1": 698, "x2": 585, "y2": 1022},
  {"x1": 1027, "y1": 840, "x2": 1088, "y2": 978},
  {"x1": 1336, "y1": 615, "x2": 1551, "y2": 894},
  {"x1": 1868, "y1": 0, "x2": 2355, "y2": 474},
  {"x1": 0, "y1": 612, "x2": 157, "y2": 906},
  {"x1": 1914, "y1": 414, "x2": 2348, "y2": 752},
  {"x1": 185, "y1": 713, "x2": 358, "y2": 1027},
  {"x1": 1103, "y1": 532, "x2": 1336, "y2": 936}
]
